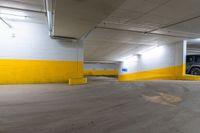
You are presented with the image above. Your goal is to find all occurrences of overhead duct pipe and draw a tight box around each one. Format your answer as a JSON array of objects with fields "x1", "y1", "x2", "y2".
[{"x1": 45, "y1": 0, "x2": 55, "y2": 36}]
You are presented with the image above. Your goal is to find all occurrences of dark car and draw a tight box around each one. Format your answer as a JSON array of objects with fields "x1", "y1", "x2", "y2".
[{"x1": 186, "y1": 55, "x2": 200, "y2": 75}]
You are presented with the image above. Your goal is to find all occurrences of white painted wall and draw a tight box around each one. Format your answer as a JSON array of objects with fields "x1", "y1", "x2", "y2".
[
  {"x1": 187, "y1": 42, "x2": 200, "y2": 55},
  {"x1": 0, "y1": 20, "x2": 83, "y2": 61},
  {"x1": 120, "y1": 42, "x2": 185, "y2": 74},
  {"x1": 85, "y1": 63, "x2": 119, "y2": 70}
]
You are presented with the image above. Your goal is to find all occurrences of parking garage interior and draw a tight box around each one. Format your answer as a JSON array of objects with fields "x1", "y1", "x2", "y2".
[{"x1": 1, "y1": 0, "x2": 200, "y2": 133}]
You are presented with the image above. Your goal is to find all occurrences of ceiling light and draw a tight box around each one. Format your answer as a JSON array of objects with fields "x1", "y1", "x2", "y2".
[{"x1": 194, "y1": 38, "x2": 200, "y2": 41}]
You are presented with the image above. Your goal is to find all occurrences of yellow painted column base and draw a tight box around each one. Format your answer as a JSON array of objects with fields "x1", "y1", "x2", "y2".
[
  {"x1": 69, "y1": 77, "x2": 88, "y2": 85},
  {"x1": 181, "y1": 75, "x2": 200, "y2": 80}
]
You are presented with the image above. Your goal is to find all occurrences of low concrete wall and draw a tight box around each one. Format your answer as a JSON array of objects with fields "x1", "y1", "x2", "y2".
[
  {"x1": 119, "y1": 42, "x2": 187, "y2": 81},
  {"x1": 84, "y1": 63, "x2": 119, "y2": 76}
]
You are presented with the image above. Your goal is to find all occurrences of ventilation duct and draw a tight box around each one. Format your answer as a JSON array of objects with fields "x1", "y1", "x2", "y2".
[{"x1": 46, "y1": 0, "x2": 55, "y2": 36}]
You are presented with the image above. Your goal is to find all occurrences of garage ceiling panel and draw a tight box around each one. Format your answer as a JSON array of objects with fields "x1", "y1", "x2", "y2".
[
  {"x1": 84, "y1": 27, "x2": 185, "y2": 61},
  {"x1": 53, "y1": 0, "x2": 126, "y2": 38}
]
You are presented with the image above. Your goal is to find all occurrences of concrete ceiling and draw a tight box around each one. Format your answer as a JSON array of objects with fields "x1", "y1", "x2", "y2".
[
  {"x1": 52, "y1": 0, "x2": 126, "y2": 38},
  {"x1": 84, "y1": 28, "x2": 185, "y2": 61},
  {"x1": 83, "y1": 0, "x2": 200, "y2": 61},
  {"x1": 0, "y1": 0, "x2": 46, "y2": 23}
]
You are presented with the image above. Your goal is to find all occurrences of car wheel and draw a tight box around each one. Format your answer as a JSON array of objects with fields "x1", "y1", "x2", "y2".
[{"x1": 190, "y1": 67, "x2": 200, "y2": 75}]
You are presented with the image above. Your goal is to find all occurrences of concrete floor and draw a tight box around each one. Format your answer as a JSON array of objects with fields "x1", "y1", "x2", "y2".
[{"x1": 0, "y1": 77, "x2": 200, "y2": 133}]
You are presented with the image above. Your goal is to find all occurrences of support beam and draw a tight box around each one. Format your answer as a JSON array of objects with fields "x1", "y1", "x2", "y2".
[
  {"x1": 146, "y1": 15, "x2": 200, "y2": 33},
  {"x1": 95, "y1": 26, "x2": 194, "y2": 39}
]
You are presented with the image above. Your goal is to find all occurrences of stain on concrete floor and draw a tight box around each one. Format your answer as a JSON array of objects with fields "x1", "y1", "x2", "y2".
[
  {"x1": 0, "y1": 77, "x2": 200, "y2": 133},
  {"x1": 142, "y1": 92, "x2": 182, "y2": 106}
]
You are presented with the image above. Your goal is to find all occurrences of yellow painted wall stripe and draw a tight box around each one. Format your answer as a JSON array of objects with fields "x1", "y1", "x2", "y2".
[
  {"x1": 0, "y1": 59, "x2": 83, "y2": 84},
  {"x1": 84, "y1": 70, "x2": 118, "y2": 76},
  {"x1": 119, "y1": 65, "x2": 185, "y2": 81}
]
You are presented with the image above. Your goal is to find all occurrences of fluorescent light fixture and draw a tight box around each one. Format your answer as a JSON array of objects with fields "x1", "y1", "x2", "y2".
[
  {"x1": 187, "y1": 38, "x2": 200, "y2": 43},
  {"x1": 194, "y1": 38, "x2": 200, "y2": 41},
  {"x1": 0, "y1": 9, "x2": 27, "y2": 20}
]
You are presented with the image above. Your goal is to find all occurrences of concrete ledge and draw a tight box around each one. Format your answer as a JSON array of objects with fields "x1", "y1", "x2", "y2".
[{"x1": 69, "y1": 77, "x2": 87, "y2": 85}]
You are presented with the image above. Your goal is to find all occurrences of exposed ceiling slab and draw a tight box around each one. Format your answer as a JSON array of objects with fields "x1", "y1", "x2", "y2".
[
  {"x1": 84, "y1": 28, "x2": 185, "y2": 61},
  {"x1": 98, "y1": 0, "x2": 200, "y2": 35},
  {"x1": 84, "y1": 0, "x2": 200, "y2": 62},
  {"x1": 52, "y1": 0, "x2": 126, "y2": 39}
]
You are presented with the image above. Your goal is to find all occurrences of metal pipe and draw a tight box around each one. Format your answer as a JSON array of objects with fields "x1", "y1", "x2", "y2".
[
  {"x1": 43, "y1": 0, "x2": 47, "y2": 16},
  {"x1": 46, "y1": 0, "x2": 55, "y2": 36},
  {"x1": 0, "y1": 17, "x2": 12, "y2": 28}
]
